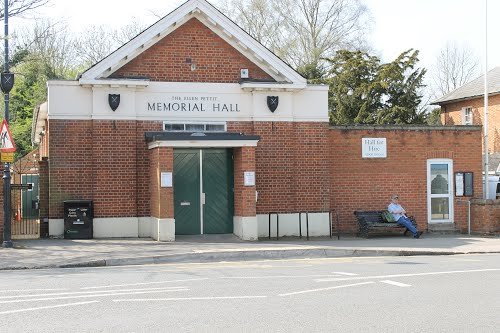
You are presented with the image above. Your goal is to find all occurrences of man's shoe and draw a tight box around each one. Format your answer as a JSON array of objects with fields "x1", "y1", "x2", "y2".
[{"x1": 414, "y1": 231, "x2": 423, "y2": 239}]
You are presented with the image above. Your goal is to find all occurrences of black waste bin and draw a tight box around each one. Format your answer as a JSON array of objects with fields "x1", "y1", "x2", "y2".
[{"x1": 64, "y1": 200, "x2": 93, "y2": 239}]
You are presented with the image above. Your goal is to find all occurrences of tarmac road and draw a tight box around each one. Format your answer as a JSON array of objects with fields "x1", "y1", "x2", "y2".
[{"x1": 0, "y1": 253, "x2": 499, "y2": 332}]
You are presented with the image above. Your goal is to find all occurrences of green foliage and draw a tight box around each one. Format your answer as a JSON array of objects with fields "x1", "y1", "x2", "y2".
[
  {"x1": 3, "y1": 46, "x2": 76, "y2": 158},
  {"x1": 324, "y1": 49, "x2": 428, "y2": 125},
  {"x1": 297, "y1": 61, "x2": 327, "y2": 82},
  {"x1": 426, "y1": 107, "x2": 443, "y2": 126}
]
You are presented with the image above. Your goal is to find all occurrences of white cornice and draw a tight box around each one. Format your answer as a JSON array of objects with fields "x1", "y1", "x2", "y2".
[
  {"x1": 79, "y1": 79, "x2": 150, "y2": 88},
  {"x1": 148, "y1": 140, "x2": 259, "y2": 149},
  {"x1": 79, "y1": 0, "x2": 306, "y2": 85},
  {"x1": 240, "y1": 82, "x2": 307, "y2": 92}
]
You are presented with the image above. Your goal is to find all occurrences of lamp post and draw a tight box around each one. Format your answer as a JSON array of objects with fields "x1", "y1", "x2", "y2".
[
  {"x1": 1, "y1": 0, "x2": 13, "y2": 248},
  {"x1": 483, "y1": 0, "x2": 489, "y2": 200}
]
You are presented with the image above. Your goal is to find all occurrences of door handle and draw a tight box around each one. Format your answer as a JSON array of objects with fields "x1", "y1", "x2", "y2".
[
  {"x1": 201, "y1": 193, "x2": 206, "y2": 205},
  {"x1": 180, "y1": 202, "x2": 191, "y2": 206}
]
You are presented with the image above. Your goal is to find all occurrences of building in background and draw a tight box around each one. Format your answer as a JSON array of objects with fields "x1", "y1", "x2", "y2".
[{"x1": 433, "y1": 67, "x2": 500, "y2": 173}]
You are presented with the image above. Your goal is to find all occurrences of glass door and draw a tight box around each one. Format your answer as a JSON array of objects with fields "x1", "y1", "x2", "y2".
[{"x1": 427, "y1": 159, "x2": 453, "y2": 223}]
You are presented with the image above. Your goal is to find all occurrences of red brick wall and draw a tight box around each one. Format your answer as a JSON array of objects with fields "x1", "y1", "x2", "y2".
[
  {"x1": 112, "y1": 18, "x2": 274, "y2": 83},
  {"x1": 48, "y1": 120, "x2": 94, "y2": 219},
  {"x1": 330, "y1": 126, "x2": 483, "y2": 234},
  {"x1": 233, "y1": 147, "x2": 256, "y2": 216},
  {"x1": 229, "y1": 121, "x2": 330, "y2": 214},
  {"x1": 471, "y1": 199, "x2": 500, "y2": 234},
  {"x1": 47, "y1": 120, "x2": 162, "y2": 220},
  {"x1": 47, "y1": 120, "x2": 329, "y2": 220},
  {"x1": 440, "y1": 94, "x2": 500, "y2": 153},
  {"x1": 92, "y1": 121, "x2": 137, "y2": 217}
]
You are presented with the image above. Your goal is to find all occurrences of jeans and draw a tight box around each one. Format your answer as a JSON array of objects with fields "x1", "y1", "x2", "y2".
[{"x1": 396, "y1": 216, "x2": 418, "y2": 237}]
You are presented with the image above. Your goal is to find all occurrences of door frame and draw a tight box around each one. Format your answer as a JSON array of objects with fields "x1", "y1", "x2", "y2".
[
  {"x1": 427, "y1": 158, "x2": 454, "y2": 224},
  {"x1": 174, "y1": 148, "x2": 234, "y2": 235},
  {"x1": 199, "y1": 150, "x2": 204, "y2": 234}
]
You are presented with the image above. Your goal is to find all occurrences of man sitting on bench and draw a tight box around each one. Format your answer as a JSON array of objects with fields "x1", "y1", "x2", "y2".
[{"x1": 388, "y1": 194, "x2": 422, "y2": 239}]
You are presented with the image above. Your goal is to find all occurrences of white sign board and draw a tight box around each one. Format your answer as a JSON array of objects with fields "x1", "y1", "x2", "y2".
[
  {"x1": 455, "y1": 172, "x2": 464, "y2": 196},
  {"x1": 362, "y1": 138, "x2": 387, "y2": 158},
  {"x1": 161, "y1": 172, "x2": 173, "y2": 188},
  {"x1": 244, "y1": 171, "x2": 255, "y2": 186}
]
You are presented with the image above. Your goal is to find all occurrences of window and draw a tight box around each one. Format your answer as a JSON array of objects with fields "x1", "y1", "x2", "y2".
[
  {"x1": 427, "y1": 159, "x2": 454, "y2": 223},
  {"x1": 462, "y1": 107, "x2": 473, "y2": 125},
  {"x1": 163, "y1": 122, "x2": 226, "y2": 132}
]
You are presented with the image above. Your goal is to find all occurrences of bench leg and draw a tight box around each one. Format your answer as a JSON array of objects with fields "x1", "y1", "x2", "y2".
[{"x1": 358, "y1": 227, "x2": 369, "y2": 238}]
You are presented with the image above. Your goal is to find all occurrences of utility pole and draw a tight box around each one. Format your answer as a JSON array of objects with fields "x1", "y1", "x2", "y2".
[
  {"x1": 2, "y1": 0, "x2": 13, "y2": 248},
  {"x1": 483, "y1": 0, "x2": 489, "y2": 200}
]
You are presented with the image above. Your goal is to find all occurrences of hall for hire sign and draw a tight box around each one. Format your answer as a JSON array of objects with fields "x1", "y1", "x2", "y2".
[{"x1": 362, "y1": 137, "x2": 387, "y2": 158}]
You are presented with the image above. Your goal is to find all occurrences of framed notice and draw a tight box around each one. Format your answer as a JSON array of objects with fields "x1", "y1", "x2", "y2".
[
  {"x1": 244, "y1": 171, "x2": 255, "y2": 186},
  {"x1": 455, "y1": 172, "x2": 473, "y2": 197},
  {"x1": 161, "y1": 172, "x2": 173, "y2": 188},
  {"x1": 455, "y1": 172, "x2": 464, "y2": 196},
  {"x1": 464, "y1": 172, "x2": 473, "y2": 196}
]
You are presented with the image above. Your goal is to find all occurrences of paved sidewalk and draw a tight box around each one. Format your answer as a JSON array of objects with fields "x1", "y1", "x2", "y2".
[{"x1": 0, "y1": 234, "x2": 499, "y2": 270}]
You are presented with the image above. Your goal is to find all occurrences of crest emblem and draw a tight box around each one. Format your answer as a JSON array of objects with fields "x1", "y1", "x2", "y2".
[
  {"x1": 267, "y1": 96, "x2": 279, "y2": 113},
  {"x1": 108, "y1": 94, "x2": 120, "y2": 111},
  {"x1": 0, "y1": 72, "x2": 14, "y2": 93}
]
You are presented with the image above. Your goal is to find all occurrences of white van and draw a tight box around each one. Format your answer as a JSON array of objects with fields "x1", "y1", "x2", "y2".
[{"x1": 483, "y1": 175, "x2": 500, "y2": 199}]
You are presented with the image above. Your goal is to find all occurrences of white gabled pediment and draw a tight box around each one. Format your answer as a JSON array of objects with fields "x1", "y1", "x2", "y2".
[{"x1": 79, "y1": 0, "x2": 306, "y2": 88}]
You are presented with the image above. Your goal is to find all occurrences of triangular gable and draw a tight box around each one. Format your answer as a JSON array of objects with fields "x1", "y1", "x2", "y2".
[{"x1": 80, "y1": 0, "x2": 306, "y2": 87}]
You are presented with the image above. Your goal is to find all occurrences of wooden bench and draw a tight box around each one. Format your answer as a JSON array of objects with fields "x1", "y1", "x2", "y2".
[{"x1": 353, "y1": 210, "x2": 416, "y2": 238}]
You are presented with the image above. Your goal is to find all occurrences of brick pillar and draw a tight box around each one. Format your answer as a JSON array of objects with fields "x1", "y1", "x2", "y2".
[
  {"x1": 149, "y1": 147, "x2": 175, "y2": 241},
  {"x1": 38, "y1": 158, "x2": 49, "y2": 238},
  {"x1": 233, "y1": 146, "x2": 258, "y2": 240}
]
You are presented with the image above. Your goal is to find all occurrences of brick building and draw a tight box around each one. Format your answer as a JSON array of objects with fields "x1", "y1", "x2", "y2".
[
  {"x1": 433, "y1": 67, "x2": 500, "y2": 172},
  {"x1": 31, "y1": 0, "x2": 484, "y2": 240}
]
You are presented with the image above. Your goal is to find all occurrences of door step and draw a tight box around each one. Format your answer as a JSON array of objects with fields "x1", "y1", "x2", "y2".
[{"x1": 427, "y1": 223, "x2": 459, "y2": 234}]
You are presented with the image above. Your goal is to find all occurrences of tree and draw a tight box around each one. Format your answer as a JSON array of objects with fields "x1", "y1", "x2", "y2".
[
  {"x1": 0, "y1": 0, "x2": 49, "y2": 19},
  {"x1": 75, "y1": 18, "x2": 146, "y2": 68},
  {"x1": 426, "y1": 107, "x2": 442, "y2": 126},
  {"x1": 326, "y1": 49, "x2": 427, "y2": 125},
  {"x1": 216, "y1": 0, "x2": 371, "y2": 79},
  {"x1": 432, "y1": 42, "x2": 479, "y2": 97},
  {"x1": 5, "y1": 20, "x2": 78, "y2": 157}
]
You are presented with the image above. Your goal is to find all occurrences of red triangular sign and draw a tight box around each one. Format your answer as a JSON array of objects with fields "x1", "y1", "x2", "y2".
[{"x1": 0, "y1": 119, "x2": 16, "y2": 152}]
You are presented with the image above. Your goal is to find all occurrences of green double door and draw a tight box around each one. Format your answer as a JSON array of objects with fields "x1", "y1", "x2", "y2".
[{"x1": 174, "y1": 149, "x2": 234, "y2": 235}]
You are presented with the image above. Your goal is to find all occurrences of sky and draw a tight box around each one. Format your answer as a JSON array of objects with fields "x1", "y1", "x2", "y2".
[{"x1": 12, "y1": 0, "x2": 500, "y2": 81}]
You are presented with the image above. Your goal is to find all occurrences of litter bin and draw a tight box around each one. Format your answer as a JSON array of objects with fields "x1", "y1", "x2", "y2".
[{"x1": 64, "y1": 200, "x2": 93, "y2": 239}]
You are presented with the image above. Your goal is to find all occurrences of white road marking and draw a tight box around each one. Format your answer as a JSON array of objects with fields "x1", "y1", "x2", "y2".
[
  {"x1": 0, "y1": 301, "x2": 99, "y2": 315},
  {"x1": 113, "y1": 296, "x2": 267, "y2": 302},
  {"x1": 81, "y1": 278, "x2": 208, "y2": 289},
  {"x1": 0, "y1": 288, "x2": 189, "y2": 304},
  {"x1": 0, "y1": 289, "x2": 68, "y2": 293},
  {"x1": 222, "y1": 274, "x2": 343, "y2": 279},
  {"x1": 380, "y1": 280, "x2": 411, "y2": 287},
  {"x1": 315, "y1": 268, "x2": 500, "y2": 282},
  {"x1": 0, "y1": 287, "x2": 186, "y2": 299},
  {"x1": 332, "y1": 272, "x2": 358, "y2": 276},
  {"x1": 279, "y1": 282, "x2": 375, "y2": 297}
]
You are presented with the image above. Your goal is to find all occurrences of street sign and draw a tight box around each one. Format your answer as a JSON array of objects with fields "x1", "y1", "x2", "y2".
[
  {"x1": 0, "y1": 152, "x2": 14, "y2": 162},
  {"x1": 0, "y1": 119, "x2": 16, "y2": 153}
]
